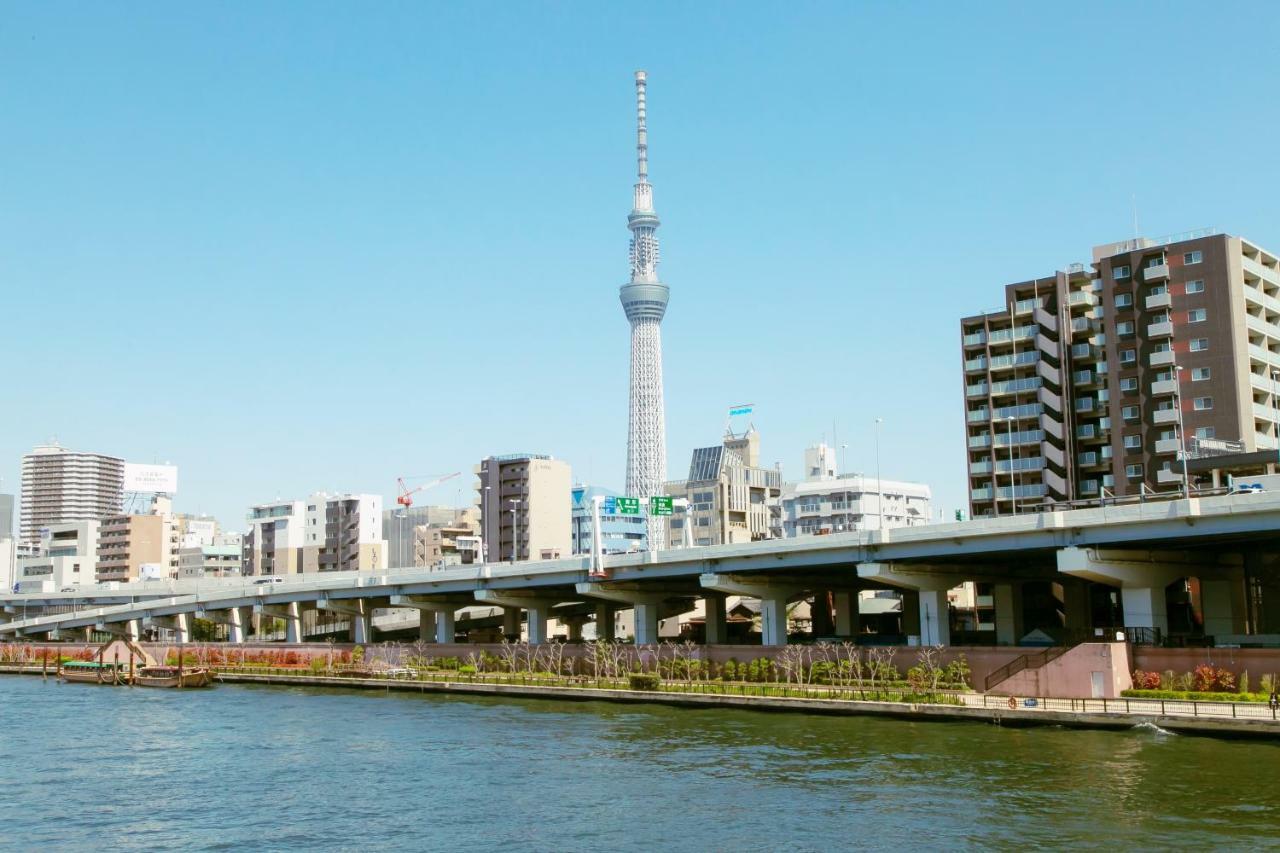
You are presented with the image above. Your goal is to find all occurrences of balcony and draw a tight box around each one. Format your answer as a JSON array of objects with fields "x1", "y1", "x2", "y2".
[
  {"x1": 965, "y1": 356, "x2": 988, "y2": 373},
  {"x1": 966, "y1": 383, "x2": 989, "y2": 398},
  {"x1": 969, "y1": 461, "x2": 993, "y2": 475},
  {"x1": 967, "y1": 408, "x2": 989, "y2": 423},
  {"x1": 1147, "y1": 321, "x2": 1173, "y2": 338},
  {"x1": 1068, "y1": 290, "x2": 1097, "y2": 308},
  {"x1": 1153, "y1": 408, "x2": 1179, "y2": 425},
  {"x1": 1077, "y1": 451, "x2": 1098, "y2": 466},
  {"x1": 1254, "y1": 402, "x2": 1279, "y2": 423},
  {"x1": 1243, "y1": 256, "x2": 1280, "y2": 286},
  {"x1": 1074, "y1": 397, "x2": 1095, "y2": 413},
  {"x1": 968, "y1": 434, "x2": 992, "y2": 448},
  {"x1": 970, "y1": 487, "x2": 993, "y2": 501},
  {"x1": 1154, "y1": 438, "x2": 1182, "y2": 454},
  {"x1": 1150, "y1": 350, "x2": 1176, "y2": 367},
  {"x1": 1145, "y1": 292, "x2": 1171, "y2": 310},
  {"x1": 1143, "y1": 263, "x2": 1170, "y2": 281},
  {"x1": 1150, "y1": 379, "x2": 1178, "y2": 395},
  {"x1": 1156, "y1": 468, "x2": 1184, "y2": 485}
]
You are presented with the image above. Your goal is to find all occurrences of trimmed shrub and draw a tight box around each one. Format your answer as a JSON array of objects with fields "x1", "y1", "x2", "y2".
[{"x1": 628, "y1": 673, "x2": 661, "y2": 691}]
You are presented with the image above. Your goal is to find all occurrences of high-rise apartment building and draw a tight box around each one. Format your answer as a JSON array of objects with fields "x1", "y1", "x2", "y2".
[
  {"x1": 300, "y1": 493, "x2": 385, "y2": 573},
  {"x1": 779, "y1": 443, "x2": 932, "y2": 536},
  {"x1": 962, "y1": 229, "x2": 1280, "y2": 517},
  {"x1": 0, "y1": 493, "x2": 13, "y2": 540},
  {"x1": 475, "y1": 454, "x2": 571, "y2": 563},
  {"x1": 243, "y1": 500, "x2": 306, "y2": 576},
  {"x1": 19, "y1": 444, "x2": 124, "y2": 546},
  {"x1": 95, "y1": 513, "x2": 167, "y2": 583},
  {"x1": 665, "y1": 428, "x2": 782, "y2": 547}
]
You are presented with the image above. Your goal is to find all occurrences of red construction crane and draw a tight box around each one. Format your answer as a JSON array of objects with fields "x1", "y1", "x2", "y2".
[{"x1": 396, "y1": 472, "x2": 461, "y2": 508}]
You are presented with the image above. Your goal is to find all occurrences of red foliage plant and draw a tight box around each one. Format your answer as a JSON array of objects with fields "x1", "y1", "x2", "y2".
[{"x1": 1132, "y1": 669, "x2": 1162, "y2": 690}]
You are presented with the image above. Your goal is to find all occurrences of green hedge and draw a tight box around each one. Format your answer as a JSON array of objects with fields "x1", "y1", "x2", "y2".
[
  {"x1": 628, "y1": 673, "x2": 661, "y2": 691},
  {"x1": 1120, "y1": 689, "x2": 1275, "y2": 704}
]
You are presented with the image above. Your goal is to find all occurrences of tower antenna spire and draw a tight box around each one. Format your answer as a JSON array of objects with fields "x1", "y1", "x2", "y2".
[{"x1": 635, "y1": 70, "x2": 648, "y2": 182}]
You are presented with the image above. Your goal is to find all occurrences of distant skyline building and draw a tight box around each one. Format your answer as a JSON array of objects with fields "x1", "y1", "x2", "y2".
[
  {"x1": 475, "y1": 454, "x2": 571, "y2": 562},
  {"x1": 570, "y1": 484, "x2": 647, "y2": 556},
  {"x1": 621, "y1": 70, "x2": 669, "y2": 552},
  {"x1": 665, "y1": 428, "x2": 782, "y2": 547},
  {"x1": 779, "y1": 443, "x2": 933, "y2": 536},
  {"x1": 19, "y1": 444, "x2": 124, "y2": 547}
]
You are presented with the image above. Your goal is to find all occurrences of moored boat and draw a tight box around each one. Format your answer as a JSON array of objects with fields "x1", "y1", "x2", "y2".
[
  {"x1": 134, "y1": 665, "x2": 214, "y2": 688},
  {"x1": 60, "y1": 660, "x2": 130, "y2": 685}
]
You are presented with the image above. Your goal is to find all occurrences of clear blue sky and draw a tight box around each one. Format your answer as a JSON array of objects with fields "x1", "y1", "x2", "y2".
[{"x1": 3, "y1": 2, "x2": 1278, "y2": 529}]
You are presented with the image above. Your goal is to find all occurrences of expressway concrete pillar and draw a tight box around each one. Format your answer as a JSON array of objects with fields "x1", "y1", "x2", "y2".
[
  {"x1": 1056, "y1": 547, "x2": 1218, "y2": 638},
  {"x1": 811, "y1": 592, "x2": 835, "y2": 637},
  {"x1": 144, "y1": 614, "x2": 190, "y2": 642},
  {"x1": 317, "y1": 598, "x2": 372, "y2": 644},
  {"x1": 435, "y1": 610, "x2": 456, "y2": 644},
  {"x1": 833, "y1": 591, "x2": 858, "y2": 638},
  {"x1": 994, "y1": 583, "x2": 1024, "y2": 646},
  {"x1": 255, "y1": 602, "x2": 303, "y2": 643},
  {"x1": 857, "y1": 562, "x2": 961, "y2": 645},
  {"x1": 389, "y1": 595, "x2": 467, "y2": 645},
  {"x1": 576, "y1": 584, "x2": 676, "y2": 646},
  {"x1": 699, "y1": 575, "x2": 807, "y2": 647},
  {"x1": 704, "y1": 593, "x2": 728, "y2": 645},
  {"x1": 418, "y1": 610, "x2": 437, "y2": 643},
  {"x1": 595, "y1": 603, "x2": 617, "y2": 641},
  {"x1": 899, "y1": 591, "x2": 920, "y2": 637},
  {"x1": 228, "y1": 607, "x2": 248, "y2": 644},
  {"x1": 1201, "y1": 578, "x2": 1247, "y2": 637},
  {"x1": 1062, "y1": 582, "x2": 1090, "y2": 633},
  {"x1": 475, "y1": 591, "x2": 569, "y2": 645},
  {"x1": 563, "y1": 616, "x2": 587, "y2": 643},
  {"x1": 502, "y1": 607, "x2": 521, "y2": 640}
]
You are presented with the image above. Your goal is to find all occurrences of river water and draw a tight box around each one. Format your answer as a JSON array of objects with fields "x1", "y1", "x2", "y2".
[{"x1": 1, "y1": 676, "x2": 1277, "y2": 850}]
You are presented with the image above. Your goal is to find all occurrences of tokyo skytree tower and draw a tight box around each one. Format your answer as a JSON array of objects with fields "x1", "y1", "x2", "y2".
[{"x1": 620, "y1": 70, "x2": 669, "y2": 551}]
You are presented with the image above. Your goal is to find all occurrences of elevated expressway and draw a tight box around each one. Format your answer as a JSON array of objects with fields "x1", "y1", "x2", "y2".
[{"x1": 3, "y1": 493, "x2": 1278, "y2": 646}]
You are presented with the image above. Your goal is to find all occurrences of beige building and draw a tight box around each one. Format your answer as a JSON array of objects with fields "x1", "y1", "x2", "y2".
[
  {"x1": 413, "y1": 507, "x2": 480, "y2": 567},
  {"x1": 243, "y1": 500, "x2": 306, "y2": 577},
  {"x1": 178, "y1": 533, "x2": 243, "y2": 579},
  {"x1": 475, "y1": 454, "x2": 571, "y2": 562},
  {"x1": 665, "y1": 428, "x2": 782, "y2": 547},
  {"x1": 96, "y1": 513, "x2": 167, "y2": 583}
]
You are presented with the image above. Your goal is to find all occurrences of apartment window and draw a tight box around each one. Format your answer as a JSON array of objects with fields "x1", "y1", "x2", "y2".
[
  {"x1": 1115, "y1": 293, "x2": 1133, "y2": 309},
  {"x1": 1192, "y1": 367, "x2": 1211, "y2": 381},
  {"x1": 1117, "y1": 321, "x2": 1135, "y2": 336},
  {"x1": 1114, "y1": 264, "x2": 1131, "y2": 279},
  {"x1": 1195, "y1": 427, "x2": 1216, "y2": 440},
  {"x1": 1120, "y1": 377, "x2": 1138, "y2": 392},
  {"x1": 1183, "y1": 250, "x2": 1203, "y2": 265},
  {"x1": 1122, "y1": 405, "x2": 1139, "y2": 421},
  {"x1": 1146, "y1": 256, "x2": 1165, "y2": 269},
  {"x1": 1120, "y1": 348, "x2": 1137, "y2": 364},
  {"x1": 1186, "y1": 279, "x2": 1205, "y2": 294},
  {"x1": 1148, "y1": 284, "x2": 1167, "y2": 296},
  {"x1": 1123, "y1": 434, "x2": 1141, "y2": 450},
  {"x1": 1126, "y1": 464, "x2": 1144, "y2": 479},
  {"x1": 1190, "y1": 338, "x2": 1210, "y2": 352},
  {"x1": 1188, "y1": 308, "x2": 1207, "y2": 323},
  {"x1": 1193, "y1": 397, "x2": 1214, "y2": 411}
]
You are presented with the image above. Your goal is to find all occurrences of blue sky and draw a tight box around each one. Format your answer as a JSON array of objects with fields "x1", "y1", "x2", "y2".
[{"x1": 3, "y1": 2, "x2": 1279, "y2": 529}]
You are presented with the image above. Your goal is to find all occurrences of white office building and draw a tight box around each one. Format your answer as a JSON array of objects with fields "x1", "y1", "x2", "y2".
[{"x1": 780, "y1": 443, "x2": 933, "y2": 537}]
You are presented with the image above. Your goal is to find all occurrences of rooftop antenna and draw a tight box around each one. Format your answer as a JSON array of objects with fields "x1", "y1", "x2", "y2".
[{"x1": 1131, "y1": 193, "x2": 1140, "y2": 239}]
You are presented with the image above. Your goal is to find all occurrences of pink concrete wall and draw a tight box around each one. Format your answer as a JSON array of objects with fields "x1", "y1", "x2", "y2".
[
  {"x1": 1133, "y1": 647, "x2": 1280, "y2": 682},
  {"x1": 989, "y1": 643, "x2": 1132, "y2": 699}
]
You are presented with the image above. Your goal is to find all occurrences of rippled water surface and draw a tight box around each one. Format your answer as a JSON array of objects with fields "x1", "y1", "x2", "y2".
[{"x1": 2, "y1": 676, "x2": 1278, "y2": 851}]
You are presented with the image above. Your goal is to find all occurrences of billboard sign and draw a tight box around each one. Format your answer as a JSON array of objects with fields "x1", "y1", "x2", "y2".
[{"x1": 124, "y1": 463, "x2": 178, "y2": 494}]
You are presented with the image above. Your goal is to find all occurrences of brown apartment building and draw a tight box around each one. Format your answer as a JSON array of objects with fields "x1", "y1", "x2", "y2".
[{"x1": 962, "y1": 229, "x2": 1280, "y2": 517}]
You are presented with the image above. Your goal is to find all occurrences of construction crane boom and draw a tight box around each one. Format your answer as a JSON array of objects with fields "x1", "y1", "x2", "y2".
[{"x1": 396, "y1": 471, "x2": 461, "y2": 508}]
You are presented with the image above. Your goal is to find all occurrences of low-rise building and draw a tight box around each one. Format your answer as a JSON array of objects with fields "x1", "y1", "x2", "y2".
[
  {"x1": 779, "y1": 443, "x2": 933, "y2": 536},
  {"x1": 665, "y1": 428, "x2": 782, "y2": 547},
  {"x1": 17, "y1": 521, "x2": 99, "y2": 592},
  {"x1": 178, "y1": 533, "x2": 244, "y2": 579},
  {"x1": 95, "y1": 513, "x2": 168, "y2": 583},
  {"x1": 243, "y1": 500, "x2": 306, "y2": 577},
  {"x1": 413, "y1": 509, "x2": 481, "y2": 568}
]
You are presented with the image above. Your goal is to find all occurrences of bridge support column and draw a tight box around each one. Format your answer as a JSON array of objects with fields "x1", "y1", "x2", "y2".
[
  {"x1": 502, "y1": 607, "x2": 521, "y2": 640},
  {"x1": 418, "y1": 610, "x2": 437, "y2": 643},
  {"x1": 563, "y1": 616, "x2": 587, "y2": 643},
  {"x1": 144, "y1": 614, "x2": 191, "y2": 643},
  {"x1": 857, "y1": 563, "x2": 959, "y2": 645},
  {"x1": 899, "y1": 591, "x2": 920, "y2": 637},
  {"x1": 1202, "y1": 578, "x2": 1247, "y2": 637},
  {"x1": 833, "y1": 591, "x2": 858, "y2": 637},
  {"x1": 1056, "y1": 547, "x2": 1226, "y2": 639},
  {"x1": 474, "y1": 591, "x2": 569, "y2": 645},
  {"x1": 389, "y1": 595, "x2": 468, "y2": 645},
  {"x1": 699, "y1": 575, "x2": 807, "y2": 647},
  {"x1": 255, "y1": 602, "x2": 303, "y2": 643},
  {"x1": 811, "y1": 592, "x2": 835, "y2": 637},
  {"x1": 197, "y1": 607, "x2": 250, "y2": 643},
  {"x1": 994, "y1": 583, "x2": 1024, "y2": 646},
  {"x1": 704, "y1": 593, "x2": 727, "y2": 645},
  {"x1": 1062, "y1": 582, "x2": 1090, "y2": 633},
  {"x1": 317, "y1": 598, "x2": 373, "y2": 644},
  {"x1": 595, "y1": 603, "x2": 617, "y2": 641},
  {"x1": 576, "y1": 584, "x2": 675, "y2": 646}
]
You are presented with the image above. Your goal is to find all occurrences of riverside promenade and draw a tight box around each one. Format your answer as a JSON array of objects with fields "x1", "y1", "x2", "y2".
[{"x1": 7, "y1": 659, "x2": 1278, "y2": 739}]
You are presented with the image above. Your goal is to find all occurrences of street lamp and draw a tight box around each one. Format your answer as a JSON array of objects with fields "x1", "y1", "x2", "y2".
[
  {"x1": 1005, "y1": 416, "x2": 1016, "y2": 515},
  {"x1": 839, "y1": 443, "x2": 848, "y2": 478},
  {"x1": 874, "y1": 418, "x2": 884, "y2": 531},
  {"x1": 1271, "y1": 369, "x2": 1280, "y2": 447}
]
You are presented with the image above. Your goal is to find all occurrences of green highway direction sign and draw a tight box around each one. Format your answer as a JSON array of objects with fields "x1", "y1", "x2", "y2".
[
  {"x1": 616, "y1": 497, "x2": 641, "y2": 515},
  {"x1": 649, "y1": 496, "x2": 674, "y2": 516}
]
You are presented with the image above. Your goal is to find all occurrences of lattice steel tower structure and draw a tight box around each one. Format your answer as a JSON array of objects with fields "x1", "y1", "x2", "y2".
[{"x1": 620, "y1": 70, "x2": 669, "y2": 551}]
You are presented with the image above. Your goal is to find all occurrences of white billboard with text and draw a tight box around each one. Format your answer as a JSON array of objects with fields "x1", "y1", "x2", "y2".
[{"x1": 124, "y1": 463, "x2": 178, "y2": 494}]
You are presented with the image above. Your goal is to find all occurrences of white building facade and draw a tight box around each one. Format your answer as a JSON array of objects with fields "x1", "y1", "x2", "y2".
[{"x1": 780, "y1": 444, "x2": 932, "y2": 537}]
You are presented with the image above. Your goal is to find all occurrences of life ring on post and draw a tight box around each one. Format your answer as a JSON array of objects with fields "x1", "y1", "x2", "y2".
[{"x1": 1007, "y1": 696, "x2": 1017, "y2": 710}]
